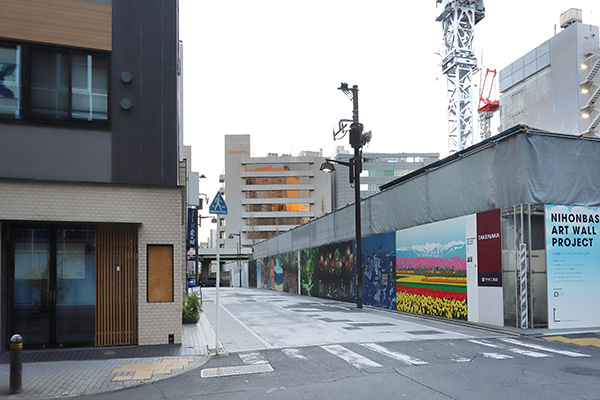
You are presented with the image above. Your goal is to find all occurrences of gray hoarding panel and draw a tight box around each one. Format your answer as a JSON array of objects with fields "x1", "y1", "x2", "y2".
[{"x1": 253, "y1": 128, "x2": 600, "y2": 259}]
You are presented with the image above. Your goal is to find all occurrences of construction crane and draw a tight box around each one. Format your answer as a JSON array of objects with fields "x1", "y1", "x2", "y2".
[
  {"x1": 477, "y1": 68, "x2": 499, "y2": 140},
  {"x1": 436, "y1": 0, "x2": 485, "y2": 153}
]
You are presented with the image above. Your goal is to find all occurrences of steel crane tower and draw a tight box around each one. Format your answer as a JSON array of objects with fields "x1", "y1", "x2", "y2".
[{"x1": 436, "y1": 0, "x2": 485, "y2": 153}]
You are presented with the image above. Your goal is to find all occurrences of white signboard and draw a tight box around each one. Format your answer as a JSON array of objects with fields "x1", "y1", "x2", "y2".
[{"x1": 545, "y1": 205, "x2": 600, "y2": 329}]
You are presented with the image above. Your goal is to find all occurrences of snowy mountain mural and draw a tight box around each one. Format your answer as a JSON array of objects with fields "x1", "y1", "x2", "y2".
[{"x1": 396, "y1": 240, "x2": 466, "y2": 260}]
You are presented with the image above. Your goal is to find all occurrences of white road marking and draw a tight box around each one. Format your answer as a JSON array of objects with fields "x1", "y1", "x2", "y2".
[
  {"x1": 360, "y1": 343, "x2": 428, "y2": 365},
  {"x1": 500, "y1": 338, "x2": 591, "y2": 358},
  {"x1": 321, "y1": 345, "x2": 382, "y2": 368},
  {"x1": 239, "y1": 352, "x2": 269, "y2": 365},
  {"x1": 282, "y1": 348, "x2": 308, "y2": 360},
  {"x1": 201, "y1": 364, "x2": 274, "y2": 378},
  {"x1": 219, "y1": 304, "x2": 273, "y2": 348},
  {"x1": 451, "y1": 355, "x2": 472, "y2": 362},
  {"x1": 468, "y1": 339, "x2": 550, "y2": 358},
  {"x1": 482, "y1": 352, "x2": 513, "y2": 360}
]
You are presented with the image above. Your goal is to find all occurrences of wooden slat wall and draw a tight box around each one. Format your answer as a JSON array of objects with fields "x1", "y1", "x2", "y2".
[
  {"x1": 95, "y1": 226, "x2": 138, "y2": 347},
  {"x1": 0, "y1": 0, "x2": 112, "y2": 51}
]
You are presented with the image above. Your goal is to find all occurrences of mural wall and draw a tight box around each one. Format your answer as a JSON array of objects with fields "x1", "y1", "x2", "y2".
[
  {"x1": 395, "y1": 217, "x2": 468, "y2": 320},
  {"x1": 300, "y1": 241, "x2": 354, "y2": 302},
  {"x1": 249, "y1": 211, "x2": 504, "y2": 325},
  {"x1": 362, "y1": 232, "x2": 396, "y2": 310}
]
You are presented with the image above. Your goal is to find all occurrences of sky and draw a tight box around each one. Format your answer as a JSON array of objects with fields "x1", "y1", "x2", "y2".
[{"x1": 179, "y1": 0, "x2": 599, "y2": 241}]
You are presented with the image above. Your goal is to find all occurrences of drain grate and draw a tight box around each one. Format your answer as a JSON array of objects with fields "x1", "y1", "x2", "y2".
[{"x1": 406, "y1": 330, "x2": 444, "y2": 335}]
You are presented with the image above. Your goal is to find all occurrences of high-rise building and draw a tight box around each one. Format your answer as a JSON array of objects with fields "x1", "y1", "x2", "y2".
[
  {"x1": 331, "y1": 147, "x2": 439, "y2": 210},
  {"x1": 0, "y1": 0, "x2": 184, "y2": 349},
  {"x1": 223, "y1": 135, "x2": 332, "y2": 248},
  {"x1": 499, "y1": 11, "x2": 600, "y2": 136}
]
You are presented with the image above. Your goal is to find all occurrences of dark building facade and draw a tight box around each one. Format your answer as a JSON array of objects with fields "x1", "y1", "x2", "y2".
[{"x1": 0, "y1": 0, "x2": 185, "y2": 349}]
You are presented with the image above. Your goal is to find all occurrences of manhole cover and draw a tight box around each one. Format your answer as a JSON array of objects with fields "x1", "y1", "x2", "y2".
[{"x1": 562, "y1": 367, "x2": 600, "y2": 377}]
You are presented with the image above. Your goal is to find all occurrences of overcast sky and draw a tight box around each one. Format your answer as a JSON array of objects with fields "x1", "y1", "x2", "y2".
[{"x1": 179, "y1": 0, "x2": 599, "y2": 241}]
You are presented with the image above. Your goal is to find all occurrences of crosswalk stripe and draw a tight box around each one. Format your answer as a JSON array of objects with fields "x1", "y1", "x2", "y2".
[
  {"x1": 201, "y1": 364, "x2": 273, "y2": 378},
  {"x1": 239, "y1": 352, "x2": 269, "y2": 365},
  {"x1": 321, "y1": 345, "x2": 382, "y2": 368},
  {"x1": 482, "y1": 352, "x2": 513, "y2": 360},
  {"x1": 469, "y1": 339, "x2": 550, "y2": 358},
  {"x1": 500, "y1": 338, "x2": 591, "y2": 358},
  {"x1": 451, "y1": 355, "x2": 472, "y2": 362},
  {"x1": 359, "y1": 343, "x2": 428, "y2": 365}
]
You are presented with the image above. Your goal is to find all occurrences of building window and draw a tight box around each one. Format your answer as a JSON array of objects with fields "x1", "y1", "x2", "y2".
[
  {"x1": 0, "y1": 42, "x2": 108, "y2": 123},
  {"x1": 0, "y1": 44, "x2": 20, "y2": 118}
]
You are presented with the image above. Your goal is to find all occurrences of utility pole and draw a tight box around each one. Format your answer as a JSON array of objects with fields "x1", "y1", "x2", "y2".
[{"x1": 338, "y1": 83, "x2": 365, "y2": 309}]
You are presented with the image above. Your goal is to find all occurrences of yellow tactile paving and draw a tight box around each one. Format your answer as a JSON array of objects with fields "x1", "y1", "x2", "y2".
[
  {"x1": 544, "y1": 335, "x2": 600, "y2": 348},
  {"x1": 112, "y1": 358, "x2": 193, "y2": 381}
]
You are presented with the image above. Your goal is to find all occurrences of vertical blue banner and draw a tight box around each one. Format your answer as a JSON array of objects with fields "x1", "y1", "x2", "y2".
[{"x1": 187, "y1": 208, "x2": 198, "y2": 248}]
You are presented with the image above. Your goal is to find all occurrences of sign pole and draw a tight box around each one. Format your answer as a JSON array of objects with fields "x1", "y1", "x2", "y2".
[
  {"x1": 215, "y1": 215, "x2": 221, "y2": 353},
  {"x1": 208, "y1": 191, "x2": 227, "y2": 355}
]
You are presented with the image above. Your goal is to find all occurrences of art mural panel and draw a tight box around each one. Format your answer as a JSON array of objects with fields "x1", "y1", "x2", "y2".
[
  {"x1": 300, "y1": 240, "x2": 354, "y2": 302},
  {"x1": 396, "y1": 217, "x2": 468, "y2": 320},
  {"x1": 361, "y1": 232, "x2": 396, "y2": 310},
  {"x1": 258, "y1": 252, "x2": 299, "y2": 293}
]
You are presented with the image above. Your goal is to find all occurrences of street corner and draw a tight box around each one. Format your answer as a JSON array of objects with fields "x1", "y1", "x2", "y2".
[{"x1": 543, "y1": 332, "x2": 600, "y2": 348}]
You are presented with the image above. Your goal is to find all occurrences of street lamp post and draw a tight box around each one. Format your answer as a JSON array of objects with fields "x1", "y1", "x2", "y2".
[
  {"x1": 228, "y1": 232, "x2": 241, "y2": 287},
  {"x1": 320, "y1": 83, "x2": 369, "y2": 309}
]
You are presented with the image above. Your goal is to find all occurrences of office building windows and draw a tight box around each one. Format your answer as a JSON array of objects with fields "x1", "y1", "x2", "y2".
[
  {"x1": 0, "y1": 42, "x2": 109, "y2": 123},
  {"x1": 0, "y1": 44, "x2": 20, "y2": 118},
  {"x1": 71, "y1": 53, "x2": 108, "y2": 121}
]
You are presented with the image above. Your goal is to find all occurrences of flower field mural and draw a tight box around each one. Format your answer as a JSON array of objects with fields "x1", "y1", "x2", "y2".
[{"x1": 396, "y1": 217, "x2": 468, "y2": 320}]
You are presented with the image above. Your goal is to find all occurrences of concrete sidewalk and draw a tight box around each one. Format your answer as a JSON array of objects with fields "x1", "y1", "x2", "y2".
[{"x1": 0, "y1": 291, "x2": 214, "y2": 399}]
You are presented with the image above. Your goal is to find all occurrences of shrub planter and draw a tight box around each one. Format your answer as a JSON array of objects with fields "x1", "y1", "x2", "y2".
[{"x1": 182, "y1": 293, "x2": 202, "y2": 324}]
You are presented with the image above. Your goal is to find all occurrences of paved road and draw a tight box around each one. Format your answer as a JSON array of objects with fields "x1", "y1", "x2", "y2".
[
  {"x1": 197, "y1": 287, "x2": 505, "y2": 353},
  {"x1": 71, "y1": 287, "x2": 600, "y2": 400}
]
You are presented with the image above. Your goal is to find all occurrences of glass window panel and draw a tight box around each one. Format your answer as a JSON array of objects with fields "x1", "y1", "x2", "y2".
[
  {"x1": 13, "y1": 229, "x2": 51, "y2": 345},
  {"x1": 72, "y1": 53, "x2": 108, "y2": 121},
  {"x1": 0, "y1": 44, "x2": 21, "y2": 118},
  {"x1": 56, "y1": 228, "x2": 95, "y2": 344},
  {"x1": 30, "y1": 48, "x2": 69, "y2": 120}
]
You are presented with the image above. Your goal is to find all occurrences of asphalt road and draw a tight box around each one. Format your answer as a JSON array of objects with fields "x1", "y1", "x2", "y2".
[{"x1": 74, "y1": 288, "x2": 600, "y2": 400}]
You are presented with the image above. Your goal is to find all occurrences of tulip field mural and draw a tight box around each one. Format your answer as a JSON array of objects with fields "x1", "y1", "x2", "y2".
[{"x1": 396, "y1": 217, "x2": 468, "y2": 320}]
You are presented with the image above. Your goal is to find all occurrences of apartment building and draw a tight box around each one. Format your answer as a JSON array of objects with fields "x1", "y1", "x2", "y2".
[{"x1": 223, "y1": 135, "x2": 331, "y2": 248}]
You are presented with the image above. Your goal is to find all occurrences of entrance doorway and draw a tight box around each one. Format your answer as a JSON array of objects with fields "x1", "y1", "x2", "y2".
[{"x1": 10, "y1": 227, "x2": 95, "y2": 348}]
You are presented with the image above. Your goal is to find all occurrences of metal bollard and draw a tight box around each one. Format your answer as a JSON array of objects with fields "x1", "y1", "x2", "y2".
[{"x1": 10, "y1": 334, "x2": 23, "y2": 394}]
